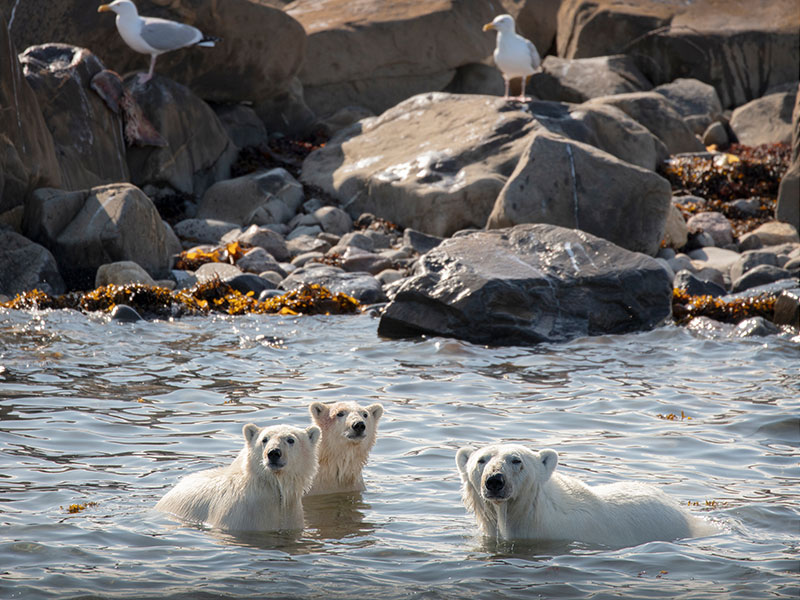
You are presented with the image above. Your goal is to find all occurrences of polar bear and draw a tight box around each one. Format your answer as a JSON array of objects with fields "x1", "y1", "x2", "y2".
[
  {"x1": 306, "y1": 401, "x2": 383, "y2": 495},
  {"x1": 156, "y1": 423, "x2": 319, "y2": 531},
  {"x1": 456, "y1": 443, "x2": 709, "y2": 547}
]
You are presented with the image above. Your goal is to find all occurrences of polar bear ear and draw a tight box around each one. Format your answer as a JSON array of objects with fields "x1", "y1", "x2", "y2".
[
  {"x1": 305, "y1": 425, "x2": 321, "y2": 446},
  {"x1": 243, "y1": 423, "x2": 261, "y2": 445},
  {"x1": 539, "y1": 449, "x2": 558, "y2": 479},
  {"x1": 455, "y1": 446, "x2": 476, "y2": 476},
  {"x1": 367, "y1": 403, "x2": 384, "y2": 421},
  {"x1": 309, "y1": 402, "x2": 332, "y2": 427}
]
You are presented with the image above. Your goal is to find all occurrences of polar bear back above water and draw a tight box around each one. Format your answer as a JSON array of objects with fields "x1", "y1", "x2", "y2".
[
  {"x1": 307, "y1": 400, "x2": 383, "y2": 495},
  {"x1": 156, "y1": 423, "x2": 319, "y2": 531},
  {"x1": 456, "y1": 443, "x2": 708, "y2": 547}
]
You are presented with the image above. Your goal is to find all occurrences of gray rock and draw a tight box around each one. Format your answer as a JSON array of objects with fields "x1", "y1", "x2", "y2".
[
  {"x1": 194, "y1": 262, "x2": 243, "y2": 284},
  {"x1": 674, "y1": 269, "x2": 726, "y2": 297},
  {"x1": 213, "y1": 103, "x2": 268, "y2": 149},
  {"x1": 730, "y1": 83, "x2": 797, "y2": 146},
  {"x1": 773, "y1": 288, "x2": 800, "y2": 328},
  {"x1": 687, "y1": 246, "x2": 740, "y2": 279},
  {"x1": 287, "y1": 225, "x2": 322, "y2": 240},
  {"x1": 95, "y1": 261, "x2": 156, "y2": 288},
  {"x1": 376, "y1": 269, "x2": 405, "y2": 286},
  {"x1": 734, "y1": 317, "x2": 780, "y2": 337},
  {"x1": 341, "y1": 249, "x2": 393, "y2": 275},
  {"x1": 223, "y1": 224, "x2": 289, "y2": 263},
  {"x1": 403, "y1": 228, "x2": 444, "y2": 254},
  {"x1": 291, "y1": 251, "x2": 325, "y2": 267},
  {"x1": 776, "y1": 88, "x2": 799, "y2": 230},
  {"x1": 173, "y1": 219, "x2": 240, "y2": 245},
  {"x1": 739, "y1": 222, "x2": 800, "y2": 250},
  {"x1": 586, "y1": 91, "x2": 705, "y2": 155},
  {"x1": 110, "y1": 304, "x2": 143, "y2": 322},
  {"x1": 378, "y1": 224, "x2": 673, "y2": 346},
  {"x1": 662, "y1": 204, "x2": 688, "y2": 250},
  {"x1": 530, "y1": 55, "x2": 652, "y2": 104},
  {"x1": 20, "y1": 44, "x2": 129, "y2": 191},
  {"x1": 126, "y1": 76, "x2": 237, "y2": 198},
  {"x1": 487, "y1": 130, "x2": 672, "y2": 255},
  {"x1": 197, "y1": 168, "x2": 305, "y2": 226},
  {"x1": 731, "y1": 264, "x2": 793, "y2": 293},
  {"x1": 730, "y1": 250, "x2": 780, "y2": 283},
  {"x1": 171, "y1": 269, "x2": 197, "y2": 290},
  {"x1": 653, "y1": 78, "x2": 723, "y2": 135},
  {"x1": 702, "y1": 121, "x2": 729, "y2": 147},
  {"x1": 332, "y1": 232, "x2": 375, "y2": 254},
  {"x1": 280, "y1": 265, "x2": 387, "y2": 305},
  {"x1": 23, "y1": 184, "x2": 173, "y2": 289},
  {"x1": 236, "y1": 247, "x2": 286, "y2": 277},
  {"x1": 313, "y1": 206, "x2": 353, "y2": 236},
  {"x1": 686, "y1": 211, "x2": 733, "y2": 248},
  {"x1": 729, "y1": 198, "x2": 762, "y2": 218},
  {"x1": 286, "y1": 234, "x2": 331, "y2": 257},
  {"x1": 0, "y1": 229, "x2": 65, "y2": 296}
]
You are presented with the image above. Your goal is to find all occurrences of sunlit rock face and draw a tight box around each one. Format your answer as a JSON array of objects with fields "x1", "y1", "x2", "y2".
[
  {"x1": 378, "y1": 224, "x2": 672, "y2": 346},
  {"x1": 301, "y1": 92, "x2": 666, "y2": 239}
]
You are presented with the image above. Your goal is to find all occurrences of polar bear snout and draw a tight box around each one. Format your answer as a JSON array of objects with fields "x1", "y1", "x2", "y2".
[
  {"x1": 350, "y1": 420, "x2": 366, "y2": 436},
  {"x1": 484, "y1": 472, "x2": 509, "y2": 500},
  {"x1": 267, "y1": 447, "x2": 283, "y2": 467}
]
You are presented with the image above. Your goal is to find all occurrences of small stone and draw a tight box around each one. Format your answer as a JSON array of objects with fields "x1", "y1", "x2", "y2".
[
  {"x1": 291, "y1": 251, "x2": 325, "y2": 267},
  {"x1": 287, "y1": 225, "x2": 322, "y2": 240},
  {"x1": 773, "y1": 288, "x2": 800, "y2": 328},
  {"x1": 313, "y1": 206, "x2": 353, "y2": 236},
  {"x1": 237, "y1": 247, "x2": 286, "y2": 277},
  {"x1": 729, "y1": 198, "x2": 762, "y2": 218},
  {"x1": 95, "y1": 261, "x2": 155, "y2": 288},
  {"x1": 686, "y1": 211, "x2": 734, "y2": 247},
  {"x1": 402, "y1": 228, "x2": 443, "y2": 254},
  {"x1": 674, "y1": 269, "x2": 726, "y2": 297},
  {"x1": 729, "y1": 250, "x2": 779, "y2": 282},
  {"x1": 734, "y1": 317, "x2": 780, "y2": 337},
  {"x1": 194, "y1": 262, "x2": 243, "y2": 284},
  {"x1": 702, "y1": 121, "x2": 729, "y2": 147},
  {"x1": 110, "y1": 304, "x2": 143, "y2": 322},
  {"x1": 731, "y1": 264, "x2": 792, "y2": 293}
]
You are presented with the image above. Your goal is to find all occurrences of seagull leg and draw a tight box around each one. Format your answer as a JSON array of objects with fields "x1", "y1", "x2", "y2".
[
  {"x1": 517, "y1": 76, "x2": 531, "y2": 102},
  {"x1": 138, "y1": 55, "x2": 157, "y2": 84},
  {"x1": 503, "y1": 77, "x2": 510, "y2": 100}
]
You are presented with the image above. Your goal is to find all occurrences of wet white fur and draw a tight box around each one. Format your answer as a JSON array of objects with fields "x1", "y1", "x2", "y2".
[
  {"x1": 456, "y1": 444, "x2": 711, "y2": 547},
  {"x1": 156, "y1": 423, "x2": 319, "y2": 531},
  {"x1": 306, "y1": 401, "x2": 383, "y2": 496}
]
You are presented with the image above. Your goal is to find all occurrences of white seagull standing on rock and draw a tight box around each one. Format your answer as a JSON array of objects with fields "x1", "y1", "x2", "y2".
[
  {"x1": 483, "y1": 14, "x2": 541, "y2": 102},
  {"x1": 98, "y1": 0, "x2": 218, "y2": 84}
]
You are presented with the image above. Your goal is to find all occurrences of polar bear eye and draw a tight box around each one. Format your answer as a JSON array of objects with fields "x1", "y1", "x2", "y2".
[
  {"x1": 337, "y1": 411, "x2": 345, "y2": 417},
  {"x1": 511, "y1": 457, "x2": 522, "y2": 465},
  {"x1": 362, "y1": 412, "x2": 368, "y2": 419},
  {"x1": 287, "y1": 437, "x2": 295, "y2": 445},
  {"x1": 261, "y1": 436, "x2": 269, "y2": 445},
  {"x1": 477, "y1": 457, "x2": 486, "y2": 464}
]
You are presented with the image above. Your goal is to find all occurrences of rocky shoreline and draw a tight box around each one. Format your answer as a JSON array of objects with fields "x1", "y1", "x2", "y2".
[{"x1": 1, "y1": 0, "x2": 798, "y2": 345}]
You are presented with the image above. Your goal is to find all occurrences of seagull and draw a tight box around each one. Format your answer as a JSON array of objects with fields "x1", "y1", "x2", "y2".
[
  {"x1": 483, "y1": 14, "x2": 541, "y2": 102},
  {"x1": 97, "y1": 0, "x2": 218, "y2": 84}
]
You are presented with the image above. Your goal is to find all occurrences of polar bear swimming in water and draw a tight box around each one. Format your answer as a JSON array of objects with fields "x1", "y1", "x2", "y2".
[
  {"x1": 156, "y1": 423, "x2": 319, "y2": 531},
  {"x1": 456, "y1": 443, "x2": 712, "y2": 547},
  {"x1": 306, "y1": 401, "x2": 383, "y2": 495}
]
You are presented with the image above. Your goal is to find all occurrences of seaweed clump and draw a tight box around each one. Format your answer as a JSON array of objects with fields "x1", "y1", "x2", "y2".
[
  {"x1": 672, "y1": 288, "x2": 776, "y2": 325},
  {"x1": 2, "y1": 281, "x2": 361, "y2": 319},
  {"x1": 174, "y1": 241, "x2": 250, "y2": 271}
]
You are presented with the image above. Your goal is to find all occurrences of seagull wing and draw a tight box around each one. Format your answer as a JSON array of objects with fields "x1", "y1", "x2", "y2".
[
  {"x1": 527, "y1": 39, "x2": 541, "y2": 70},
  {"x1": 139, "y1": 17, "x2": 203, "y2": 52}
]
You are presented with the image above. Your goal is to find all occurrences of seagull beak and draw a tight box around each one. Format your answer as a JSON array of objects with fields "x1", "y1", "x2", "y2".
[
  {"x1": 97, "y1": 4, "x2": 112, "y2": 12},
  {"x1": 482, "y1": 23, "x2": 495, "y2": 31}
]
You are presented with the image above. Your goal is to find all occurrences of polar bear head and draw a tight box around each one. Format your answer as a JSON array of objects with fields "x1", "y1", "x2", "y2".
[
  {"x1": 456, "y1": 444, "x2": 558, "y2": 512},
  {"x1": 309, "y1": 401, "x2": 383, "y2": 449},
  {"x1": 242, "y1": 423, "x2": 320, "y2": 493}
]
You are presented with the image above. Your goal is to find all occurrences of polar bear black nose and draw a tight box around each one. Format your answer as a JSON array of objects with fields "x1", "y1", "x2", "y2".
[
  {"x1": 485, "y1": 473, "x2": 505, "y2": 493},
  {"x1": 352, "y1": 421, "x2": 366, "y2": 434},
  {"x1": 267, "y1": 448, "x2": 282, "y2": 462}
]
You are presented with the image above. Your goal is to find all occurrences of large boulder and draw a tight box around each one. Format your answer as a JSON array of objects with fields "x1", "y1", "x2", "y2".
[
  {"x1": 19, "y1": 44, "x2": 129, "y2": 191},
  {"x1": 0, "y1": 228, "x2": 65, "y2": 296},
  {"x1": 729, "y1": 83, "x2": 798, "y2": 146},
  {"x1": 486, "y1": 131, "x2": 671, "y2": 255},
  {"x1": 586, "y1": 91, "x2": 704, "y2": 154},
  {"x1": 125, "y1": 76, "x2": 237, "y2": 198},
  {"x1": 530, "y1": 55, "x2": 652, "y2": 103},
  {"x1": 302, "y1": 93, "x2": 667, "y2": 238},
  {"x1": 499, "y1": 0, "x2": 562, "y2": 56},
  {"x1": 0, "y1": 15, "x2": 62, "y2": 216},
  {"x1": 556, "y1": 0, "x2": 800, "y2": 108},
  {"x1": 284, "y1": 0, "x2": 497, "y2": 118},
  {"x1": 777, "y1": 85, "x2": 800, "y2": 230},
  {"x1": 22, "y1": 184, "x2": 174, "y2": 289},
  {"x1": 3, "y1": 0, "x2": 307, "y2": 126},
  {"x1": 378, "y1": 224, "x2": 673, "y2": 346}
]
